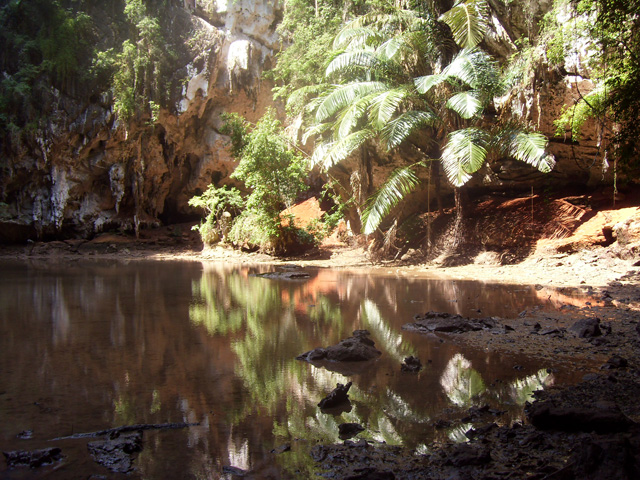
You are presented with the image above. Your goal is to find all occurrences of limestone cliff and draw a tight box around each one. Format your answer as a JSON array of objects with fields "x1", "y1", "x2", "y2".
[
  {"x1": 0, "y1": 0, "x2": 614, "y2": 243},
  {"x1": 0, "y1": 0, "x2": 281, "y2": 242}
]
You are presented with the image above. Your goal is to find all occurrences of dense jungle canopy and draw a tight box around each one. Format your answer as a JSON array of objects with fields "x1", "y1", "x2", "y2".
[{"x1": 0, "y1": 0, "x2": 639, "y2": 255}]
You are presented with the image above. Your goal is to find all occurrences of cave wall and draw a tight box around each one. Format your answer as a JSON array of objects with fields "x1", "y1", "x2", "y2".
[
  {"x1": 0, "y1": 0, "x2": 613, "y2": 243},
  {"x1": 0, "y1": 0, "x2": 281, "y2": 242}
]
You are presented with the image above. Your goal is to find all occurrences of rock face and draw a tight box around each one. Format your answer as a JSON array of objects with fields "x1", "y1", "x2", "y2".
[
  {"x1": 0, "y1": 1, "x2": 618, "y2": 243},
  {"x1": 0, "y1": 1, "x2": 281, "y2": 242}
]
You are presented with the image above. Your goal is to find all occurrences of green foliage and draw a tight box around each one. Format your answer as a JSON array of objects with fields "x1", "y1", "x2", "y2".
[
  {"x1": 101, "y1": 0, "x2": 176, "y2": 123},
  {"x1": 0, "y1": 0, "x2": 95, "y2": 132},
  {"x1": 220, "y1": 110, "x2": 311, "y2": 254},
  {"x1": 568, "y1": 0, "x2": 640, "y2": 165},
  {"x1": 189, "y1": 185, "x2": 243, "y2": 245},
  {"x1": 298, "y1": 2, "x2": 553, "y2": 234}
]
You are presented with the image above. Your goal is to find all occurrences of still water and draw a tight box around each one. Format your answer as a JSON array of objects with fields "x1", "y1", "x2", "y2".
[{"x1": 0, "y1": 260, "x2": 591, "y2": 478}]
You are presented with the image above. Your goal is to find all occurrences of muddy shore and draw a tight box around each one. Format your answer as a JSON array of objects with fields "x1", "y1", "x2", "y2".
[{"x1": 2, "y1": 233, "x2": 640, "y2": 479}]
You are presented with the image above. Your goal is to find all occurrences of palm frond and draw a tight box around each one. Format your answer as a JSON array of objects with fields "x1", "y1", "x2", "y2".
[
  {"x1": 510, "y1": 132, "x2": 556, "y2": 172},
  {"x1": 491, "y1": 128, "x2": 556, "y2": 173},
  {"x1": 315, "y1": 81, "x2": 387, "y2": 123},
  {"x1": 325, "y1": 50, "x2": 379, "y2": 77},
  {"x1": 442, "y1": 48, "x2": 481, "y2": 87},
  {"x1": 380, "y1": 110, "x2": 439, "y2": 149},
  {"x1": 376, "y1": 37, "x2": 403, "y2": 62},
  {"x1": 361, "y1": 165, "x2": 422, "y2": 234},
  {"x1": 336, "y1": 96, "x2": 373, "y2": 138},
  {"x1": 302, "y1": 122, "x2": 331, "y2": 145},
  {"x1": 415, "y1": 74, "x2": 446, "y2": 94},
  {"x1": 441, "y1": 128, "x2": 489, "y2": 186},
  {"x1": 286, "y1": 84, "x2": 332, "y2": 111},
  {"x1": 311, "y1": 130, "x2": 373, "y2": 170},
  {"x1": 343, "y1": 10, "x2": 423, "y2": 35},
  {"x1": 446, "y1": 91, "x2": 482, "y2": 119},
  {"x1": 333, "y1": 26, "x2": 385, "y2": 50},
  {"x1": 439, "y1": 0, "x2": 489, "y2": 49},
  {"x1": 369, "y1": 87, "x2": 410, "y2": 130}
]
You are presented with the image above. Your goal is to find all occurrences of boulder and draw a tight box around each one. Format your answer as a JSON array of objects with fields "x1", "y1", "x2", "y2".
[
  {"x1": 526, "y1": 401, "x2": 635, "y2": 434},
  {"x1": 297, "y1": 330, "x2": 381, "y2": 363},
  {"x1": 568, "y1": 318, "x2": 602, "y2": 338},
  {"x1": 318, "y1": 382, "x2": 353, "y2": 410}
]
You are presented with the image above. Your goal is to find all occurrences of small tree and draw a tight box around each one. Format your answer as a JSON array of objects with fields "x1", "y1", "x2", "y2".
[
  {"x1": 221, "y1": 110, "x2": 311, "y2": 254},
  {"x1": 188, "y1": 185, "x2": 243, "y2": 245}
]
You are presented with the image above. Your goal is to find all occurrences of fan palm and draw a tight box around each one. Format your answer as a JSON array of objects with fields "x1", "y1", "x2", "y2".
[{"x1": 296, "y1": 0, "x2": 555, "y2": 236}]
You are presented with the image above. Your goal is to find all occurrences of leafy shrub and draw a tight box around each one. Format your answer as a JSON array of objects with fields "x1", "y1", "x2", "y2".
[{"x1": 189, "y1": 185, "x2": 243, "y2": 245}]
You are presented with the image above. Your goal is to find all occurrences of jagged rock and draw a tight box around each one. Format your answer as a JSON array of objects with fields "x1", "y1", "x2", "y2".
[
  {"x1": 402, "y1": 311, "x2": 501, "y2": 334},
  {"x1": 569, "y1": 432, "x2": 640, "y2": 480},
  {"x1": 297, "y1": 331, "x2": 381, "y2": 363},
  {"x1": 526, "y1": 401, "x2": 635, "y2": 433},
  {"x1": 3, "y1": 447, "x2": 63, "y2": 468},
  {"x1": 318, "y1": 382, "x2": 353, "y2": 410},
  {"x1": 445, "y1": 443, "x2": 491, "y2": 467},
  {"x1": 223, "y1": 465, "x2": 247, "y2": 476},
  {"x1": 569, "y1": 318, "x2": 602, "y2": 338},
  {"x1": 87, "y1": 432, "x2": 143, "y2": 473},
  {"x1": 338, "y1": 423, "x2": 365, "y2": 440},
  {"x1": 602, "y1": 355, "x2": 629, "y2": 370},
  {"x1": 344, "y1": 469, "x2": 395, "y2": 480},
  {"x1": 400, "y1": 356, "x2": 422, "y2": 372}
]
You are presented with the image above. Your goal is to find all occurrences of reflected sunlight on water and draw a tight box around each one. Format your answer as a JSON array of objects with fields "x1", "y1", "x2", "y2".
[{"x1": 0, "y1": 260, "x2": 594, "y2": 479}]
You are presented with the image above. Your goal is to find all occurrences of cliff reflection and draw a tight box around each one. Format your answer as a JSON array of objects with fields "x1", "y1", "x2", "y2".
[{"x1": 0, "y1": 261, "x2": 586, "y2": 479}]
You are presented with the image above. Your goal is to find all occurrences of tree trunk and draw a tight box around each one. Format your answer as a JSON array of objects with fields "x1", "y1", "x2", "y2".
[
  {"x1": 432, "y1": 161, "x2": 444, "y2": 214},
  {"x1": 452, "y1": 187, "x2": 464, "y2": 249}
]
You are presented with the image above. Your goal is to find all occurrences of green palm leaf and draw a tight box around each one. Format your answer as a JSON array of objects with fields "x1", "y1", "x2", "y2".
[
  {"x1": 325, "y1": 50, "x2": 379, "y2": 77},
  {"x1": 442, "y1": 48, "x2": 481, "y2": 87},
  {"x1": 491, "y1": 128, "x2": 556, "y2": 173},
  {"x1": 302, "y1": 122, "x2": 331, "y2": 145},
  {"x1": 311, "y1": 130, "x2": 373, "y2": 170},
  {"x1": 333, "y1": 26, "x2": 384, "y2": 50},
  {"x1": 315, "y1": 81, "x2": 387, "y2": 123},
  {"x1": 361, "y1": 165, "x2": 422, "y2": 234},
  {"x1": 439, "y1": 0, "x2": 489, "y2": 49},
  {"x1": 336, "y1": 96, "x2": 374, "y2": 138},
  {"x1": 441, "y1": 128, "x2": 489, "y2": 186},
  {"x1": 446, "y1": 91, "x2": 482, "y2": 119},
  {"x1": 376, "y1": 37, "x2": 403, "y2": 62},
  {"x1": 369, "y1": 88, "x2": 410, "y2": 129},
  {"x1": 510, "y1": 132, "x2": 555, "y2": 172},
  {"x1": 414, "y1": 74, "x2": 445, "y2": 94},
  {"x1": 380, "y1": 110, "x2": 439, "y2": 149}
]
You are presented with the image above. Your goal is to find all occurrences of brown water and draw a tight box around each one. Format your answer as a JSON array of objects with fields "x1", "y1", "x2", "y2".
[{"x1": 0, "y1": 260, "x2": 592, "y2": 479}]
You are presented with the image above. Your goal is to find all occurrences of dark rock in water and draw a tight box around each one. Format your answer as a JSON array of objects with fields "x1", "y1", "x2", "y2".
[
  {"x1": 318, "y1": 382, "x2": 352, "y2": 410},
  {"x1": 403, "y1": 311, "x2": 502, "y2": 334},
  {"x1": 16, "y1": 430, "x2": 33, "y2": 439},
  {"x1": 223, "y1": 465, "x2": 247, "y2": 476},
  {"x1": 602, "y1": 355, "x2": 629, "y2": 370},
  {"x1": 445, "y1": 443, "x2": 491, "y2": 466},
  {"x1": 569, "y1": 433, "x2": 640, "y2": 480},
  {"x1": 254, "y1": 271, "x2": 310, "y2": 280},
  {"x1": 401, "y1": 356, "x2": 422, "y2": 372},
  {"x1": 297, "y1": 331, "x2": 381, "y2": 363},
  {"x1": 344, "y1": 469, "x2": 395, "y2": 480},
  {"x1": 526, "y1": 401, "x2": 635, "y2": 433},
  {"x1": 465, "y1": 423, "x2": 498, "y2": 439},
  {"x1": 270, "y1": 444, "x2": 291, "y2": 454},
  {"x1": 569, "y1": 317, "x2": 602, "y2": 338},
  {"x1": 338, "y1": 422, "x2": 365, "y2": 440},
  {"x1": 3, "y1": 447, "x2": 63, "y2": 468},
  {"x1": 87, "y1": 432, "x2": 142, "y2": 473}
]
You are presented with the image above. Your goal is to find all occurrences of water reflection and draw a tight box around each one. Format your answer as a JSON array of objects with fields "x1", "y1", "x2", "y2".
[{"x1": 0, "y1": 260, "x2": 590, "y2": 479}]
